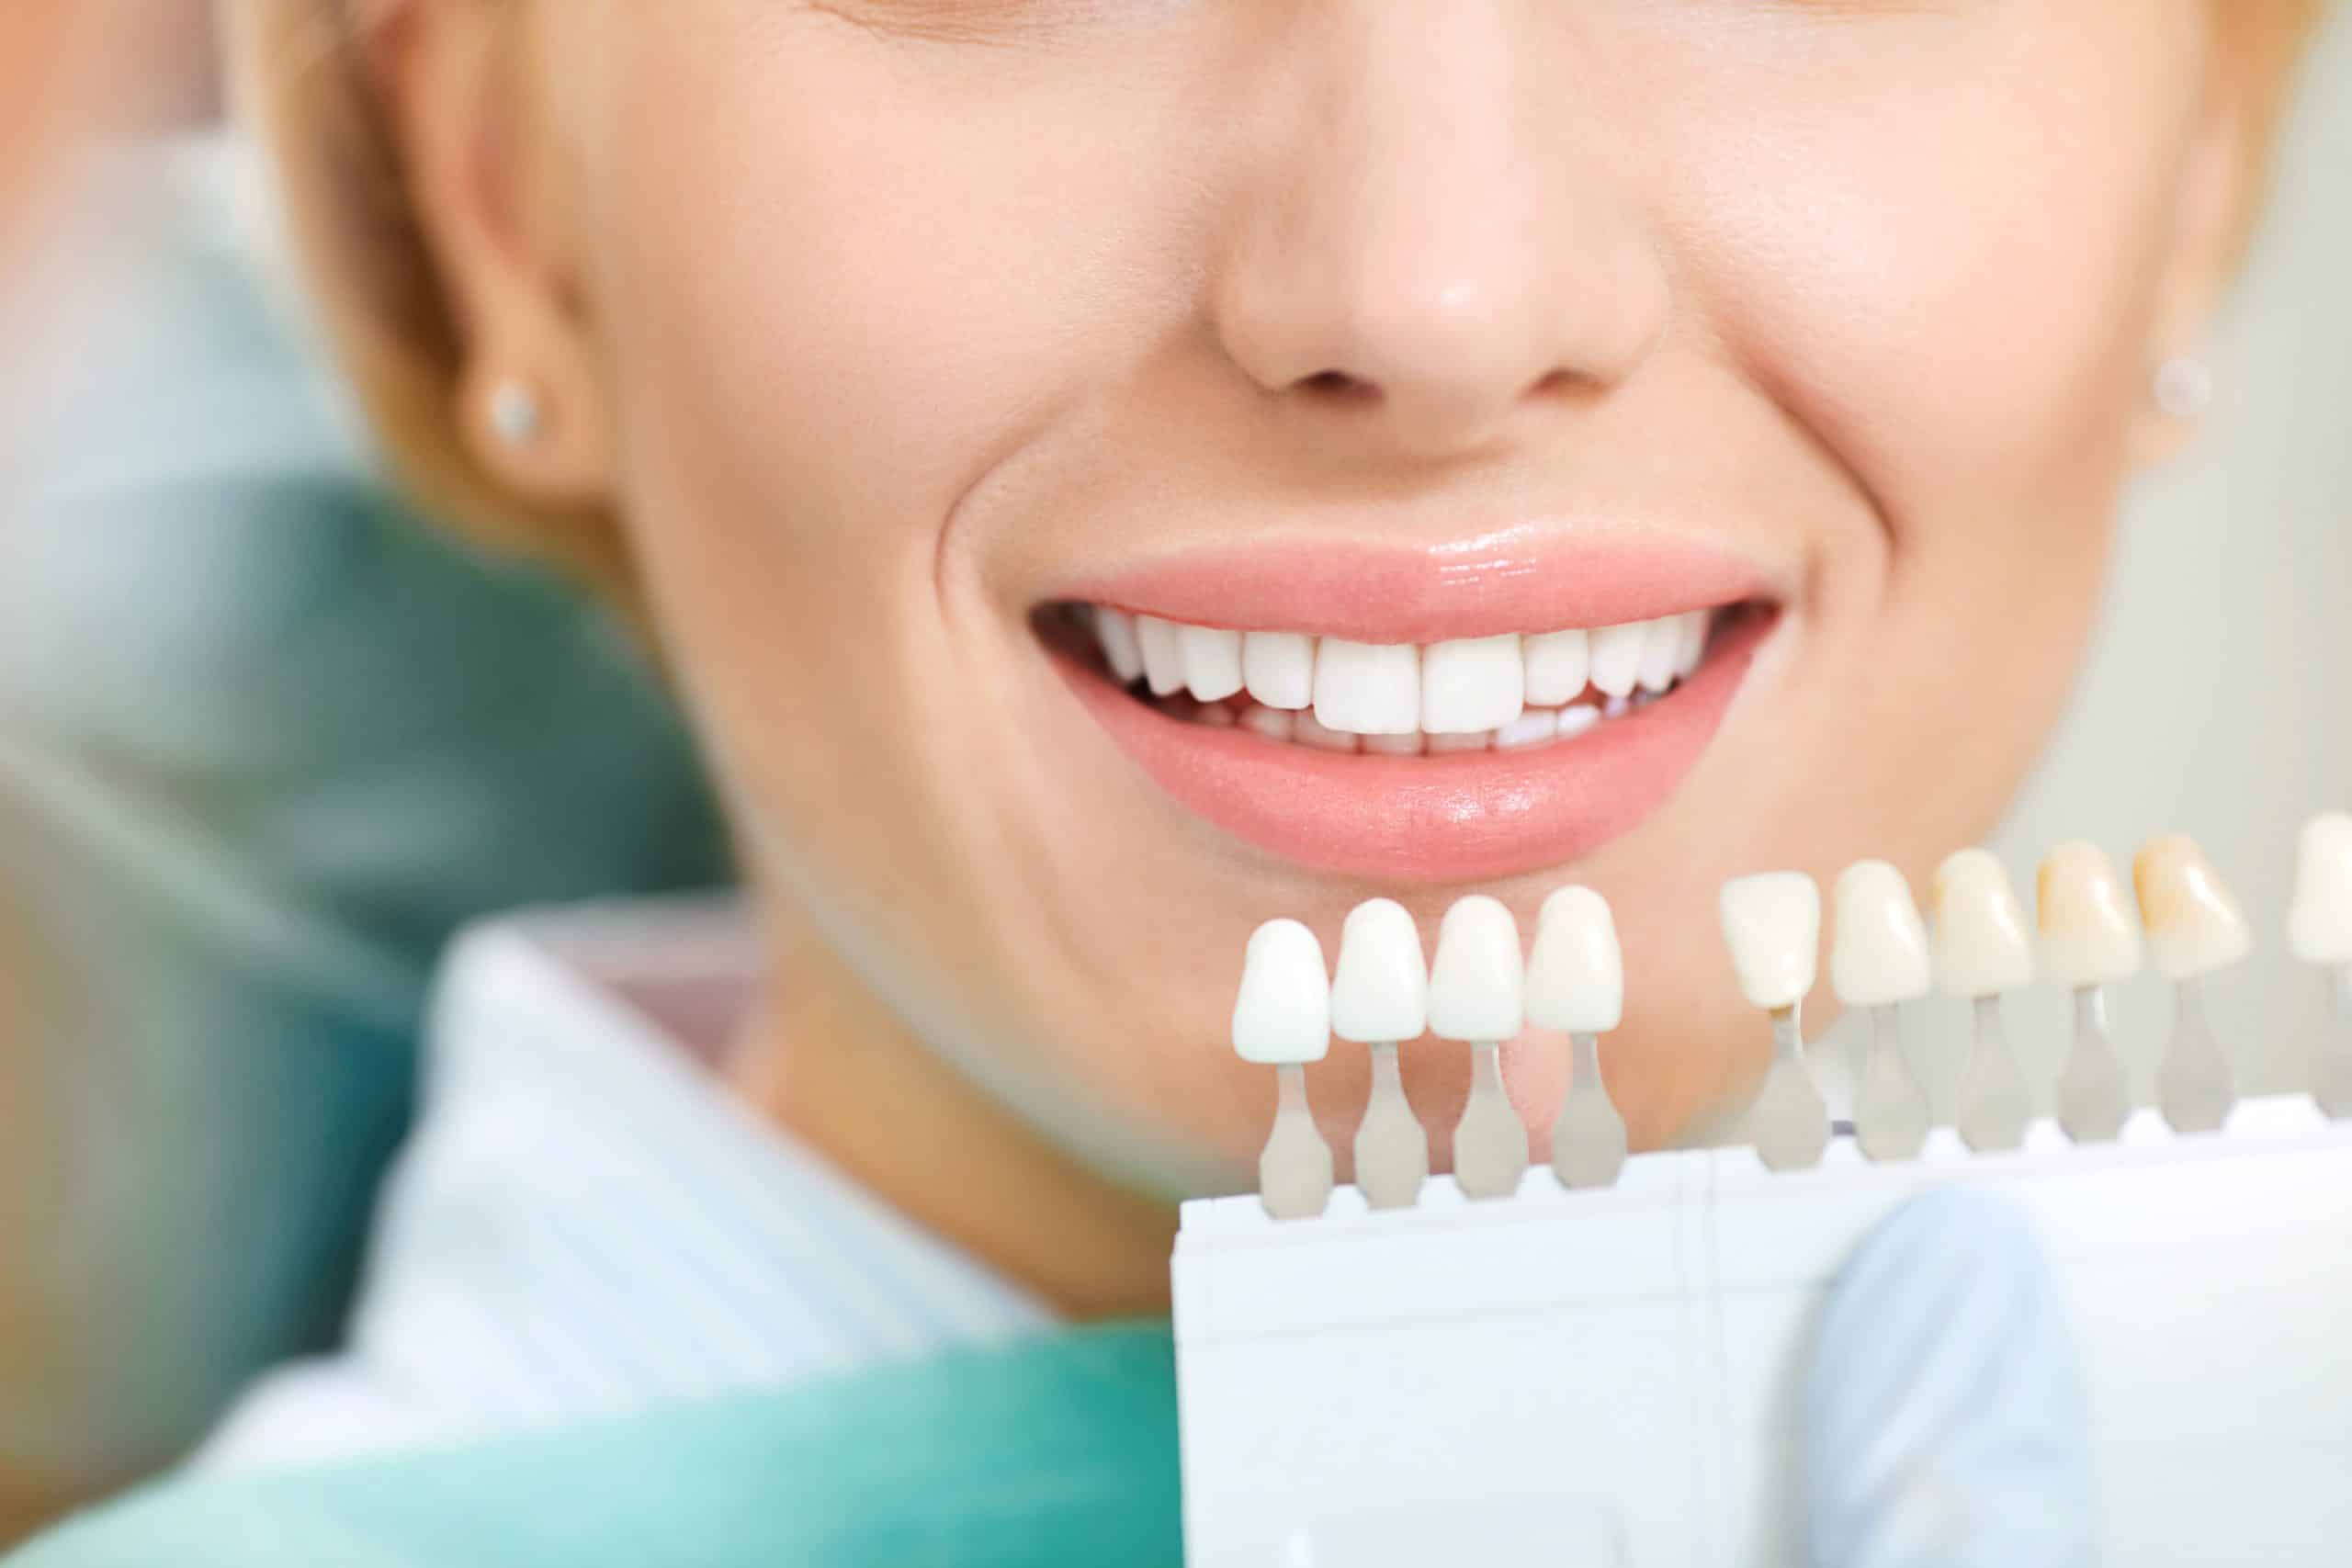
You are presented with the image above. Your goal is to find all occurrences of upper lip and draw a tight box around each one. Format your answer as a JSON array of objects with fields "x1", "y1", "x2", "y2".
[{"x1": 1046, "y1": 523, "x2": 1782, "y2": 644}]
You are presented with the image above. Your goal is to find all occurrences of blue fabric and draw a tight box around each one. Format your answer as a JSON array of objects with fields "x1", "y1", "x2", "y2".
[
  {"x1": 1804, "y1": 1189, "x2": 2098, "y2": 1568},
  {"x1": 10, "y1": 1325, "x2": 1182, "y2": 1568}
]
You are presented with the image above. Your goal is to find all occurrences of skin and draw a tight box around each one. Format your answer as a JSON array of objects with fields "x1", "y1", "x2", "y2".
[{"x1": 375, "y1": 0, "x2": 2257, "y2": 1316}]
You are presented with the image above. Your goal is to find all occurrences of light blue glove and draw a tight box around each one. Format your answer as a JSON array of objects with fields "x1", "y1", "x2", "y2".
[{"x1": 1804, "y1": 1188, "x2": 2098, "y2": 1568}]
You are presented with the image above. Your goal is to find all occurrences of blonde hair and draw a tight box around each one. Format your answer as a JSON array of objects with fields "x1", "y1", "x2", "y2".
[{"x1": 234, "y1": 0, "x2": 2331, "y2": 596}]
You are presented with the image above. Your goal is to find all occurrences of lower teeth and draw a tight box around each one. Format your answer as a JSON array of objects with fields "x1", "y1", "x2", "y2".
[{"x1": 1158, "y1": 682, "x2": 1678, "y2": 754}]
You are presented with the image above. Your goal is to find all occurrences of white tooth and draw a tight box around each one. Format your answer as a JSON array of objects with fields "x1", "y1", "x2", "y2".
[
  {"x1": 2132, "y1": 834, "x2": 2253, "y2": 981},
  {"x1": 1313, "y1": 639, "x2": 1419, "y2": 736},
  {"x1": 1831, "y1": 860, "x2": 1933, "y2": 1008},
  {"x1": 1555, "y1": 704, "x2": 1601, "y2": 740},
  {"x1": 2035, "y1": 841, "x2": 2143, "y2": 988},
  {"x1": 1364, "y1": 731, "x2": 1424, "y2": 756},
  {"x1": 1674, "y1": 611, "x2": 1710, "y2": 678},
  {"x1": 1527, "y1": 886, "x2": 1623, "y2": 1034},
  {"x1": 1427, "y1": 896, "x2": 1525, "y2": 1042},
  {"x1": 1331, "y1": 898, "x2": 1430, "y2": 1043},
  {"x1": 1427, "y1": 729, "x2": 1493, "y2": 753},
  {"x1": 1493, "y1": 708, "x2": 1557, "y2": 750},
  {"x1": 1238, "y1": 705, "x2": 1295, "y2": 743},
  {"x1": 1719, "y1": 872, "x2": 1821, "y2": 1011},
  {"x1": 1522, "y1": 627, "x2": 1590, "y2": 706},
  {"x1": 1293, "y1": 710, "x2": 1362, "y2": 752},
  {"x1": 2289, "y1": 812, "x2": 2352, "y2": 966},
  {"x1": 1603, "y1": 694, "x2": 1633, "y2": 719},
  {"x1": 1241, "y1": 631, "x2": 1315, "y2": 711},
  {"x1": 1177, "y1": 626, "x2": 1244, "y2": 703},
  {"x1": 1420, "y1": 634, "x2": 1525, "y2": 734},
  {"x1": 1636, "y1": 616, "x2": 1680, "y2": 694},
  {"x1": 1093, "y1": 607, "x2": 1146, "y2": 684},
  {"x1": 1231, "y1": 919, "x2": 1331, "y2": 1066},
  {"x1": 1589, "y1": 622, "x2": 1646, "y2": 698},
  {"x1": 1196, "y1": 704, "x2": 1237, "y2": 728},
  {"x1": 1930, "y1": 849, "x2": 2035, "y2": 998},
  {"x1": 1136, "y1": 615, "x2": 1187, "y2": 697}
]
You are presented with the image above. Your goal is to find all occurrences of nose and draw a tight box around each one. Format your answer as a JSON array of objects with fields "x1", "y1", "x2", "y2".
[{"x1": 1213, "y1": 6, "x2": 1668, "y2": 460}]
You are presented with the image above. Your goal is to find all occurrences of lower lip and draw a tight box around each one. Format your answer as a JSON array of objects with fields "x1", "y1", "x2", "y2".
[{"x1": 1060, "y1": 613, "x2": 1771, "y2": 884}]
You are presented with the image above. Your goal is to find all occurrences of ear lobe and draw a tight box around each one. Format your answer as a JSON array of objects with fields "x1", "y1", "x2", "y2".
[{"x1": 368, "y1": 0, "x2": 612, "y2": 502}]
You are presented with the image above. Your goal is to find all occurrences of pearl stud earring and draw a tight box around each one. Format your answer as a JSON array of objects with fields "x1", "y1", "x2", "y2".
[
  {"x1": 488, "y1": 378, "x2": 546, "y2": 449},
  {"x1": 2153, "y1": 355, "x2": 2213, "y2": 422}
]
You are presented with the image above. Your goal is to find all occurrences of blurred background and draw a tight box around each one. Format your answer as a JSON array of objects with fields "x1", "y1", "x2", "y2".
[{"x1": 0, "y1": 0, "x2": 2345, "y2": 1545}]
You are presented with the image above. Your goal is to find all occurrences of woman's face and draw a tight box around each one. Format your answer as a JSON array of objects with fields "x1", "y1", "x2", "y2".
[{"x1": 509, "y1": 0, "x2": 2233, "y2": 1182}]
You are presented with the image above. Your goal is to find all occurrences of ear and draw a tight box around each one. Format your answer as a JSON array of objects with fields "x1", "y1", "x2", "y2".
[{"x1": 367, "y1": 0, "x2": 610, "y2": 501}]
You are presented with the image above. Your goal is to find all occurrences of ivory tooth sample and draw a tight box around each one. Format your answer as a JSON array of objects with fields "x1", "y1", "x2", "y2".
[
  {"x1": 1330, "y1": 898, "x2": 1432, "y2": 1208},
  {"x1": 1527, "y1": 886, "x2": 1629, "y2": 1189},
  {"x1": 1428, "y1": 896, "x2": 1529, "y2": 1200},
  {"x1": 1232, "y1": 919, "x2": 1336, "y2": 1219},
  {"x1": 2134, "y1": 834, "x2": 2251, "y2": 1135},
  {"x1": 1720, "y1": 873, "x2": 1830, "y2": 1172},
  {"x1": 1830, "y1": 861, "x2": 1932, "y2": 1163},
  {"x1": 2037, "y1": 842, "x2": 2143, "y2": 1145},
  {"x1": 1930, "y1": 850, "x2": 2036, "y2": 1153},
  {"x1": 2288, "y1": 812, "x2": 2352, "y2": 1118}
]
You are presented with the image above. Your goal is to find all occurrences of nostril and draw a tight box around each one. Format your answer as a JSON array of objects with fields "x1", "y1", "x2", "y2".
[{"x1": 1299, "y1": 369, "x2": 1382, "y2": 406}]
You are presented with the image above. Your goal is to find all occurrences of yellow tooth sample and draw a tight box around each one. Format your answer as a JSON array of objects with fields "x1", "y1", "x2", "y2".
[
  {"x1": 1930, "y1": 849, "x2": 2035, "y2": 998},
  {"x1": 2133, "y1": 834, "x2": 2253, "y2": 981},
  {"x1": 2037, "y1": 841, "x2": 2144, "y2": 988}
]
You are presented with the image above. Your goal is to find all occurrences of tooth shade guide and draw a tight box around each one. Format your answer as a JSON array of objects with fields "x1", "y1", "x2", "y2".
[{"x1": 2056, "y1": 984, "x2": 2132, "y2": 1145}]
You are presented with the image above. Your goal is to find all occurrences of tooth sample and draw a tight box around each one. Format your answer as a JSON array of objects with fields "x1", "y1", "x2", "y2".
[
  {"x1": 2134, "y1": 835, "x2": 2250, "y2": 1135},
  {"x1": 1931, "y1": 849, "x2": 2035, "y2": 1153},
  {"x1": 1719, "y1": 873, "x2": 1830, "y2": 1171},
  {"x1": 1528, "y1": 886, "x2": 1629, "y2": 1189},
  {"x1": 1831, "y1": 861, "x2": 1932, "y2": 1163},
  {"x1": 2289, "y1": 812, "x2": 2352, "y2": 1118},
  {"x1": 1242, "y1": 630, "x2": 1315, "y2": 711},
  {"x1": 1674, "y1": 611, "x2": 1710, "y2": 678},
  {"x1": 1136, "y1": 615, "x2": 1188, "y2": 698},
  {"x1": 2038, "y1": 842, "x2": 2142, "y2": 1145},
  {"x1": 1635, "y1": 617, "x2": 1681, "y2": 694},
  {"x1": 1421, "y1": 634, "x2": 1526, "y2": 734},
  {"x1": 1332, "y1": 898, "x2": 1432, "y2": 1210},
  {"x1": 1312, "y1": 639, "x2": 1419, "y2": 737},
  {"x1": 1522, "y1": 627, "x2": 1590, "y2": 706},
  {"x1": 1178, "y1": 625, "x2": 1244, "y2": 703},
  {"x1": 1093, "y1": 607, "x2": 1146, "y2": 685},
  {"x1": 1428, "y1": 896, "x2": 1529, "y2": 1199},
  {"x1": 1589, "y1": 622, "x2": 1647, "y2": 700},
  {"x1": 1232, "y1": 919, "x2": 1336, "y2": 1220}
]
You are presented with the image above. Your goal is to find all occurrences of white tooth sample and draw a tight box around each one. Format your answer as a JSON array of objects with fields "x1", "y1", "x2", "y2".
[
  {"x1": 1930, "y1": 849, "x2": 2034, "y2": 998},
  {"x1": 1931, "y1": 849, "x2": 2034, "y2": 1152},
  {"x1": 1136, "y1": 615, "x2": 1188, "y2": 698},
  {"x1": 1238, "y1": 705, "x2": 1295, "y2": 742},
  {"x1": 1364, "y1": 731, "x2": 1425, "y2": 756},
  {"x1": 1831, "y1": 861, "x2": 1931, "y2": 1163},
  {"x1": 1588, "y1": 622, "x2": 1646, "y2": 699},
  {"x1": 1555, "y1": 704, "x2": 1601, "y2": 740},
  {"x1": 1421, "y1": 634, "x2": 1525, "y2": 734},
  {"x1": 2038, "y1": 842, "x2": 2138, "y2": 1145},
  {"x1": 1292, "y1": 711, "x2": 1361, "y2": 752},
  {"x1": 1427, "y1": 729, "x2": 1493, "y2": 753},
  {"x1": 1494, "y1": 709, "x2": 1558, "y2": 750},
  {"x1": 1233, "y1": 919, "x2": 1334, "y2": 1219},
  {"x1": 1635, "y1": 616, "x2": 1681, "y2": 694},
  {"x1": 1718, "y1": 873, "x2": 1820, "y2": 1011},
  {"x1": 1093, "y1": 607, "x2": 1146, "y2": 684},
  {"x1": 1521, "y1": 627, "x2": 1590, "y2": 706},
  {"x1": 2133, "y1": 834, "x2": 2247, "y2": 1136},
  {"x1": 1674, "y1": 611, "x2": 1710, "y2": 678},
  {"x1": 1242, "y1": 630, "x2": 1315, "y2": 711},
  {"x1": 1527, "y1": 886, "x2": 1623, "y2": 1034},
  {"x1": 1332, "y1": 898, "x2": 1431, "y2": 1209},
  {"x1": 2133, "y1": 834, "x2": 2253, "y2": 981},
  {"x1": 1231, "y1": 919, "x2": 1332, "y2": 1066},
  {"x1": 1178, "y1": 625, "x2": 1244, "y2": 703},
  {"x1": 2037, "y1": 841, "x2": 2144, "y2": 988},
  {"x1": 2288, "y1": 812, "x2": 2352, "y2": 965},
  {"x1": 1430, "y1": 896, "x2": 1527, "y2": 1198},
  {"x1": 1312, "y1": 639, "x2": 1419, "y2": 736}
]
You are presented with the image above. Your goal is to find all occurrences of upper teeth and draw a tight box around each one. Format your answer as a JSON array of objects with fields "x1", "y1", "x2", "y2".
[{"x1": 1085, "y1": 607, "x2": 1713, "y2": 739}]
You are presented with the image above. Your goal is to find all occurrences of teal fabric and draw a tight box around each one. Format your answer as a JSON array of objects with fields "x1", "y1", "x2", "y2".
[
  {"x1": 9, "y1": 1325, "x2": 1182, "y2": 1568},
  {"x1": 0, "y1": 141, "x2": 729, "y2": 1517}
]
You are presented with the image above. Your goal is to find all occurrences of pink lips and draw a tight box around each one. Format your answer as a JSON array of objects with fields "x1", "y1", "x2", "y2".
[{"x1": 1053, "y1": 532, "x2": 1780, "y2": 884}]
